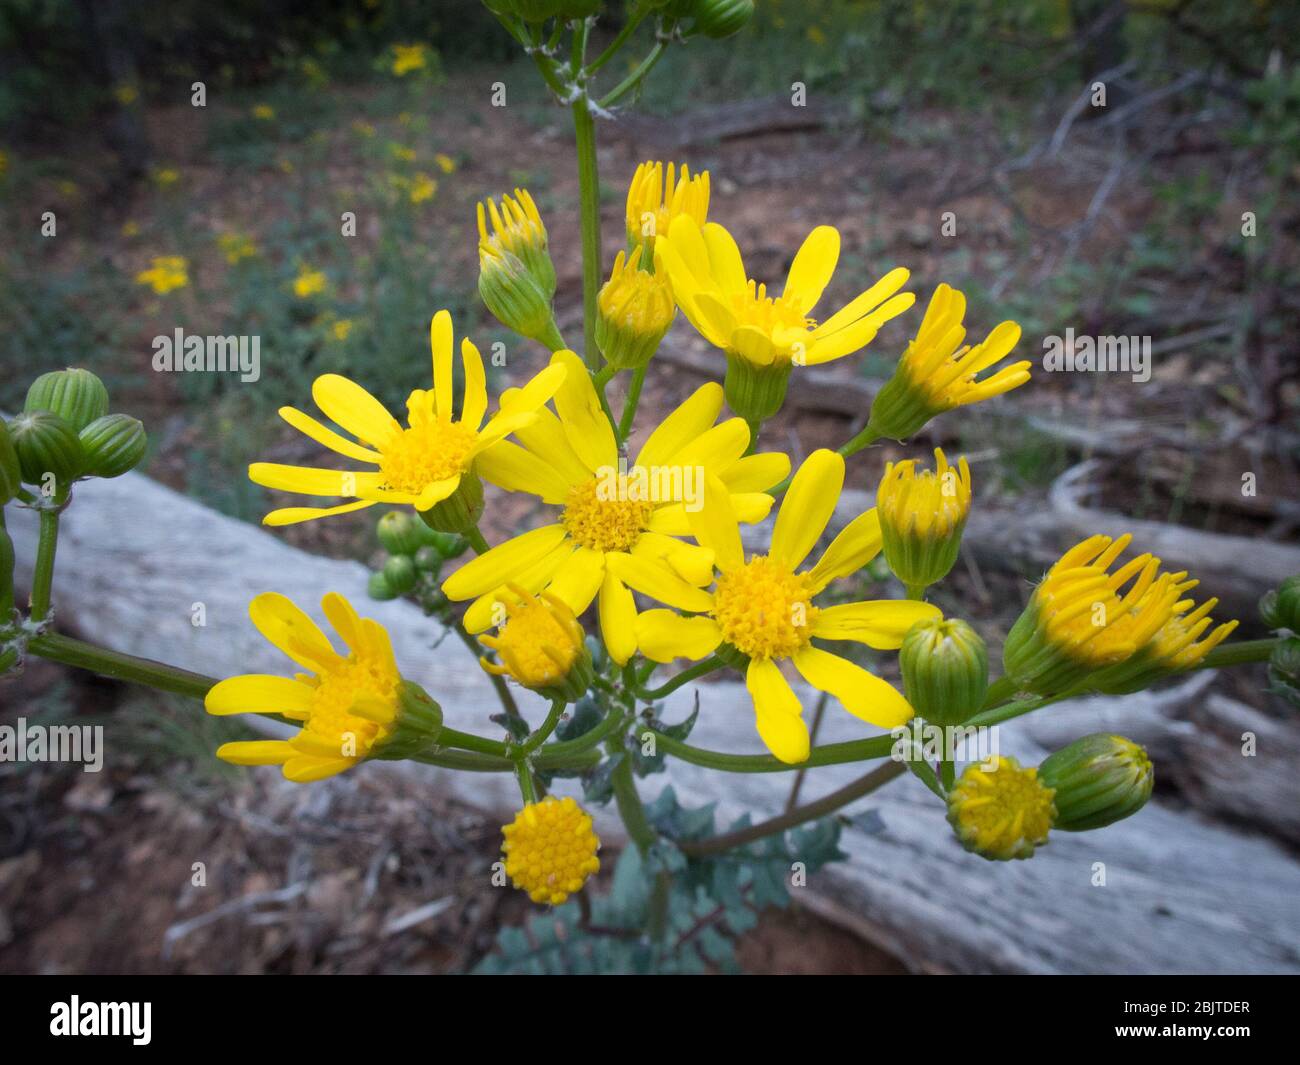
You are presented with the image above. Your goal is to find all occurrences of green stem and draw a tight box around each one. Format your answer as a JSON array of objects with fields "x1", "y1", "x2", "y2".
[
  {"x1": 680, "y1": 761, "x2": 907, "y2": 857},
  {"x1": 904, "y1": 582, "x2": 928, "y2": 601},
  {"x1": 29, "y1": 632, "x2": 218, "y2": 702},
  {"x1": 618, "y1": 365, "x2": 647, "y2": 441},
  {"x1": 635, "y1": 654, "x2": 725, "y2": 701},
  {"x1": 599, "y1": 40, "x2": 668, "y2": 108},
  {"x1": 463, "y1": 525, "x2": 491, "y2": 555},
  {"x1": 572, "y1": 93, "x2": 603, "y2": 372},
  {"x1": 587, "y1": 6, "x2": 648, "y2": 74},
  {"x1": 641, "y1": 727, "x2": 897, "y2": 773},
  {"x1": 29, "y1": 507, "x2": 61, "y2": 621},
  {"x1": 0, "y1": 510, "x2": 14, "y2": 619},
  {"x1": 512, "y1": 697, "x2": 566, "y2": 759},
  {"x1": 438, "y1": 725, "x2": 510, "y2": 758},
  {"x1": 607, "y1": 732, "x2": 656, "y2": 853},
  {"x1": 515, "y1": 759, "x2": 539, "y2": 804},
  {"x1": 450, "y1": 615, "x2": 521, "y2": 721},
  {"x1": 840, "y1": 425, "x2": 881, "y2": 460},
  {"x1": 1200, "y1": 638, "x2": 1279, "y2": 668},
  {"x1": 540, "y1": 705, "x2": 626, "y2": 759}
]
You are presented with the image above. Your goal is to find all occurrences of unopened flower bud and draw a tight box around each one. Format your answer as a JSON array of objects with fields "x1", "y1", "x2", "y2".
[
  {"x1": 1037, "y1": 733, "x2": 1153, "y2": 831},
  {"x1": 502, "y1": 795, "x2": 601, "y2": 905},
  {"x1": 8, "y1": 410, "x2": 82, "y2": 489},
  {"x1": 688, "y1": 0, "x2": 754, "y2": 39},
  {"x1": 382, "y1": 554, "x2": 418, "y2": 595},
  {"x1": 1268, "y1": 637, "x2": 1300, "y2": 709},
  {"x1": 0, "y1": 420, "x2": 21, "y2": 504},
  {"x1": 368, "y1": 571, "x2": 398, "y2": 601},
  {"x1": 876, "y1": 448, "x2": 971, "y2": 593},
  {"x1": 947, "y1": 755, "x2": 1056, "y2": 861},
  {"x1": 596, "y1": 246, "x2": 674, "y2": 370},
  {"x1": 377, "y1": 510, "x2": 425, "y2": 555},
  {"x1": 25, "y1": 368, "x2": 109, "y2": 432},
  {"x1": 1260, "y1": 575, "x2": 1300, "y2": 632},
  {"x1": 899, "y1": 617, "x2": 988, "y2": 726},
  {"x1": 478, "y1": 245, "x2": 562, "y2": 349},
  {"x1": 477, "y1": 188, "x2": 555, "y2": 299},
  {"x1": 78, "y1": 414, "x2": 147, "y2": 478}
]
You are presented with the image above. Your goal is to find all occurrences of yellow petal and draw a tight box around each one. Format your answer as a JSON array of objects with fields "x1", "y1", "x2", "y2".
[
  {"x1": 441, "y1": 524, "x2": 569, "y2": 600},
  {"x1": 460, "y1": 337, "x2": 488, "y2": 429},
  {"x1": 249, "y1": 592, "x2": 339, "y2": 672},
  {"x1": 671, "y1": 417, "x2": 749, "y2": 472},
  {"x1": 475, "y1": 440, "x2": 572, "y2": 504},
  {"x1": 770, "y1": 449, "x2": 844, "y2": 569},
  {"x1": 687, "y1": 474, "x2": 743, "y2": 573},
  {"x1": 205, "y1": 675, "x2": 314, "y2": 717},
  {"x1": 811, "y1": 267, "x2": 911, "y2": 339},
  {"x1": 791, "y1": 646, "x2": 913, "y2": 728},
  {"x1": 633, "y1": 530, "x2": 715, "y2": 587},
  {"x1": 510, "y1": 403, "x2": 591, "y2": 487},
  {"x1": 311, "y1": 374, "x2": 400, "y2": 447},
  {"x1": 813, "y1": 600, "x2": 942, "y2": 648},
  {"x1": 782, "y1": 225, "x2": 840, "y2": 314},
  {"x1": 413, "y1": 476, "x2": 460, "y2": 511},
  {"x1": 746, "y1": 658, "x2": 809, "y2": 764},
  {"x1": 278, "y1": 407, "x2": 381, "y2": 464},
  {"x1": 731, "y1": 492, "x2": 778, "y2": 524},
  {"x1": 701, "y1": 221, "x2": 749, "y2": 295},
  {"x1": 634, "y1": 382, "x2": 724, "y2": 469},
  {"x1": 636, "y1": 609, "x2": 723, "y2": 663},
  {"x1": 320, "y1": 592, "x2": 364, "y2": 653},
  {"x1": 804, "y1": 293, "x2": 915, "y2": 365},
  {"x1": 283, "y1": 755, "x2": 355, "y2": 783},
  {"x1": 551, "y1": 349, "x2": 617, "y2": 474},
  {"x1": 807, "y1": 508, "x2": 883, "y2": 592},
  {"x1": 430, "y1": 310, "x2": 455, "y2": 420},
  {"x1": 545, "y1": 546, "x2": 606, "y2": 616},
  {"x1": 249, "y1": 462, "x2": 382, "y2": 498},
  {"x1": 599, "y1": 572, "x2": 637, "y2": 666},
  {"x1": 216, "y1": 739, "x2": 295, "y2": 766},
  {"x1": 730, "y1": 323, "x2": 777, "y2": 367},
  {"x1": 263, "y1": 500, "x2": 377, "y2": 526},
  {"x1": 605, "y1": 551, "x2": 716, "y2": 612},
  {"x1": 718, "y1": 452, "x2": 790, "y2": 493}
]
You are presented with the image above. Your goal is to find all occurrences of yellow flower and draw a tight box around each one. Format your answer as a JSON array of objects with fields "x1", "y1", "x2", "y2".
[
  {"x1": 409, "y1": 172, "x2": 437, "y2": 203},
  {"x1": 389, "y1": 143, "x2": 417, "y2": 163},
  {"x1": 868, "y1": 284, "x2": 1028, "y2": 440},
  {"x1": 151, "y1": 167, "x2": 180, "y2": 188},
  {"x1": 113, "y1": 84, "x2": 139, "y2": 105},
  {"x1": 251, "y1": 103, "x2": 276, "y2": 121},
  {"x1": 807, "y1": 25, "x2": 827, "y2": 46},
  {"x1": 278, "y1": 157, "x2": 295, "y2": 175},
  {"x1": 330, "y1": 319, "x2": 353, "y2": 341},
  {"x1": 655, "y1": 215, "x2": 913, "y2": 421},
  {"x1": 1003, "y1": 533, "x2": 1186, "y2": 696},
  {"x1": 947, "y1": 756, "x2": 1056, "y2": 861},
  {"x1": 391, "y1": 43, "x2": 427, "y2": 77},
  {"x1": 876, "y1": 447, "x2": 972, "y2": 591},
  {"x1": 502, "y1": 796, "x2": 601, "y2": 905},
  {"x1": 248, "y1": 310, "x2": 567, "y2": 526},
  {"x1": 435, "y1": 152, "x2": 457, "y2": 174},
  {"x1": 442, "y1": 358, "x2": 790, "y2": 665},
  {"x1": 217, "y1": 231, "x2": 258, "y2": 264},
  {"x1": 479, "y1": 585, "x2": 593, "y2": 701},
  {"x1": 626, "y1": 160, "x2": 710, "y2": 255},
  {"x1": 134, "y1": 255, "x2": 189, "y2": 294},
  {"x1": 477, "y1": 187, "x2": 554, "y2": 298},
  {"x1": 292, "y1": 267, "x2": 327, "y2": 299},
  {"x1": 206, "y1": 592, "x2": 408, "y2": 782},
  {"x1": 120, "y1": 220, "x2": 141, "y2": 238},
  {"x1": 633, "y1": 449, "x2": 941, "y2": 763},
  {"x1": 352, "y1": 120, "x2": 377, "y2": 138},
  {"x1": 596, "y1": 246, "x2": 675, "y2": 370}
]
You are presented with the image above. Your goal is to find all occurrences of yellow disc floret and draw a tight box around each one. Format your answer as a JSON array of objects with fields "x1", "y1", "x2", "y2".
[
  {"x1": 299, "y1": 655, "x2": 400, "y2": 757},
  {"x1": 479, "y1": 586, "x2": 589, "y2": 694},
  {"x1": 947, "y1": 755, "x2": 1056, "y2": 861},
  {"x1": 712, "y1": 556, "x2": 818, "y2": 660},
  {"x1": 502, "y1": 796, "x2": 601, "y2": 905},
  {"x1": 378, "y1": 394, "x2": 478, "y2": 494},
  {"x1": 560, "y1": 477, "x2": 654, "y2": 552}
]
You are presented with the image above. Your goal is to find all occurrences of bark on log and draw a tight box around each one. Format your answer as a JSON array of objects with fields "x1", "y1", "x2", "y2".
[{"x1": 8, "y1": 473, "x2": 1299, "y2": 973}]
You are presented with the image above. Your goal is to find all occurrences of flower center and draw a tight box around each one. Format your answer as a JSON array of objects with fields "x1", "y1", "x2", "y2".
[
  {"x1": 712, "y1": 555, "x2": 818, "y2": 660},
  {"x1": 379, "y1": 418, "x2": 477, "y2": 494},
  {"x1": 497, "y1": 601, "x2": 579, "y2": 687},
  {"x1": 731, "y1": 282, "x2": 815, "y2": 355},
  {"x1": 305, "y1": 655, "x2": 400, "y2": 755},
  {"x1": 561, "y1": 477, "x2": 654, "y2": 553},
  {"x1": 949, "y1": 756, "x2": 1055, "y2": 859}
]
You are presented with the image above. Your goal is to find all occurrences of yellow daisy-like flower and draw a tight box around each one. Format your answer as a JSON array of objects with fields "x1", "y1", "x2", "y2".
[
  {"x1": 247, "y1": 310, "x2": 566, "y2": 526},
  {"x1": 868, "y1": 284, "x2": 1028, "y2": 440},
  {"x1": 502, "y1": 796, "x2": 601, "y2": 905},
  {"x1": 876, "y1": 447, "x2": 972, "y2": 591},
  {"x1": 409, "y1": 172, "x2": 438, "y2": 203},
  {"x1": 151, "y1": 166, "x2": 180, "y2": 188},
  {"x1": 634, "y1": 449, "x2": 942, "y2": 763},
  {"x1": 435, "y1": 152, "x2": 457, "y2": 174},
  {"x1": 206, "y1": 592, "x2": 405, "y2": 782},
  {"x1": 1003, "y1": 533, "x2": 1186, "y2": 696},
  {"x1": 113, "y1": 84, "x2": 139, "y2": 106},
  {"x1": 626, "y1": 160, "x2": 710, "y2": 255},
  {"x1": 251, "y1": 103, "x2": 276, "y2": 121},
  {"x1": 330, "y1": 318, "x2": 353, "y2": 341},
  {"x1": 134, "y1": 255, "x2": 189, "y2": 294},
  {"x1": 391, "y1": 43, "x2": 427, "y2": 76},
  {"x1": 479, "y1": 585, "x2": 593, "y2": 701},
  {"x1": 655, "y1": 215, "x2": 913, "y2": 422},
  {"x1": 441, "y1": 352, "x2": 790, "y2": 665},
  {"x1": 947, "y1": 756, "x2": 1056, "y2": 861},
  {"x1": 292, "y1": 267, "x2": 327, "y2": 299}
]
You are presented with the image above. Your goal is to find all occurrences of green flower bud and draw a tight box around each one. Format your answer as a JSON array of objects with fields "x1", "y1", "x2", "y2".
[
  {"x1": 78, "y1": 414, "x2": 147, "y2": 478},
  {"x1": 1037, "y1": 733, "x2": 1153, "y2": 832},
  {"x1": 368, "y1": 571, "x2": 398, "y2": 601},
  {"x1": 1267, "y1": 637, "x2": 1300, "y2": 709},
  {"x1": 1260, "y1": 575, "x2": 1300, "y2": 632},
  {"x1": 420, "y1": 472, "x2": 484, "y2": 537},
  {"x1": 376, "y1": 510, "x2": 425, "y2": 555},
  {"x1": 899, "y1": 617, "x2": 988, "y2": 726},
  {"x1": 0, "y1": 420, "x2": 21, "y2": 505},
  {"x1": 876, "y1": 449, "x2": 972, "y2": 593},
  {"x1": 690, "y1": 0, "x2": 754, "y2": 39},
  {"x1": 414, "y1": 545, "x2": 443, "y2": 573},
  {"x1": 946, "y1": 755, "x2": 1055, "y2": 861},
  {"x1": 478, "y1": 244, "x2": 560, "y2": 348},
  {"x1": 25, "y1": 368, "x2": 109, "y2": 433},
  {"x1": 372, "y1": 680, "x2": 444, "y2": 760},
  {"x1": 383, "y1": 554, "x2": 418, "y2": 595},
  {"x1": 8, "y1": 410, "x2": 83, "y2": 489},
  {"x1": 430, "y1": 531, "x2": 469, "y2": 559}
]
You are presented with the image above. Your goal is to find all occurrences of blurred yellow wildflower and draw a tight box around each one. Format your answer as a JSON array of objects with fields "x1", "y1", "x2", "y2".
[
  {"x1": 113, "y1": 84, "x2": 139, "y2": 105},
  {"x1": 251, "y1": 103, "x2": 276, "y2": 121},
  {"x1": 293, "y1": 267, "x2": 327, "y2": 299},
  {"x1": 217, "y1": 232, "x2": 258, "y2": 265},
  {"x1": 135, "y1": 256, "x2": 189, "y2": 295},
  {"x1": 409, "y1": 172, "x2": 438, "y2": 203},
  {"x1": 151, "y1": 167, "x2": 180, "y2": 188},
  {"x1": 391, "y1": 44, "x2": 427, "y2": 76},
  {"x1": 435, "y1": 152, "x2": 457, "y2": 174}
]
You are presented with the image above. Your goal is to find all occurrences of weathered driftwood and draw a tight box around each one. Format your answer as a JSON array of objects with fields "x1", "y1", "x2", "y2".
[{"x1": 8, "y1": 472, "x2": 1300, "y2": 973}]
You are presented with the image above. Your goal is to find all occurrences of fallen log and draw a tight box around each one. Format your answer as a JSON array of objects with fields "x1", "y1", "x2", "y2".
[{"x1": 7, "y1": 472, "x2": 1299, "y2": 973}]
